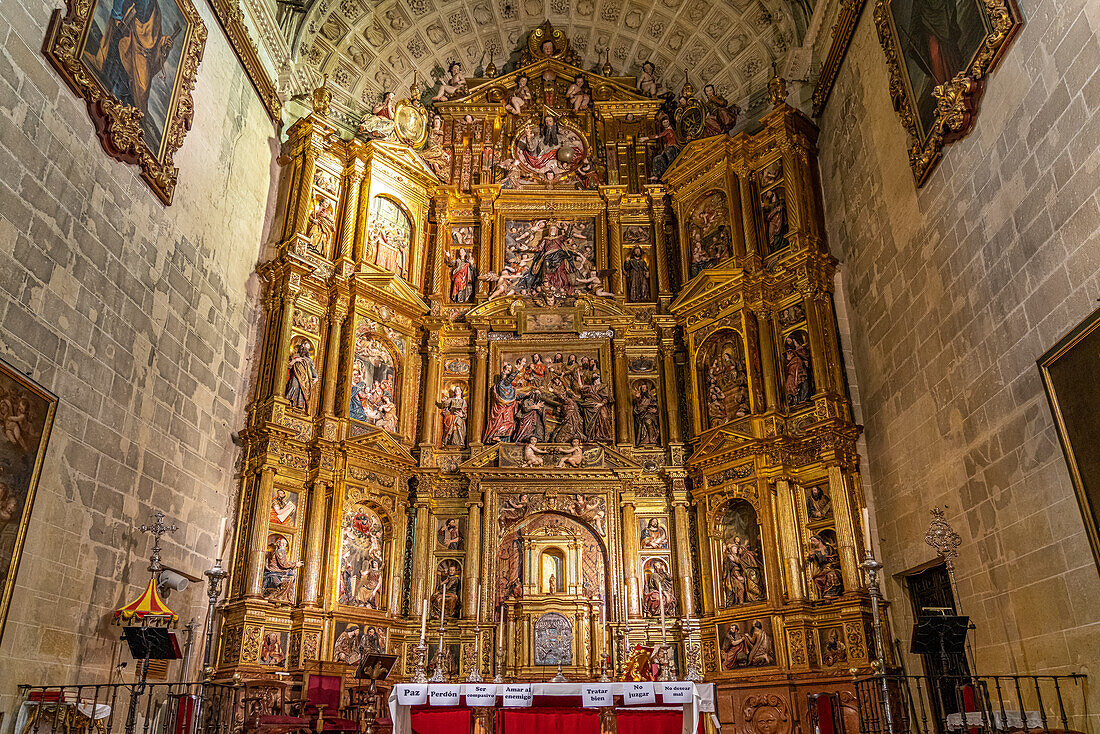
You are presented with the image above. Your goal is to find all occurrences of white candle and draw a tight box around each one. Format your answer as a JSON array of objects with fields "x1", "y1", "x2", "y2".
[
  {"x1": 497, "y1": 606, "x2": 505, "y2": 649},
  {"x1": 419, "y1": 598, "x2": 428, "y2": 643},
  {"x1": 659, "y1": 586, "x2": 667, "y2": 643},
  {"x1": 475, "y1": 580, "x2": 482, "y2": 625},
  {"x1": 623, "y1": 582, "x2": 629, "y2": 617},
  {"x1": 862, "y1": 506, "x2": 873, "y2": 553},
  {"x1": 439, "y1": 581, "x2": 446, "y2": 624},
  {"x1": 216, "y1": 517, "x2": 227, "y2": 556}
]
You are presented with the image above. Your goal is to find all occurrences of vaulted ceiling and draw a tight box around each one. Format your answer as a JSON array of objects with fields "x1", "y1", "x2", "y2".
[{"x1": 283, "y1": 0, "x2": 818, "y2": 117}]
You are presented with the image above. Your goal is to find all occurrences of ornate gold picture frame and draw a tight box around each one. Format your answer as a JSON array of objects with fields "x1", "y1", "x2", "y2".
[
  {"x1": 43, "y1": 0, "x2": 208, "y2": 204},
  {"x1": 0, "y1": 359, "x2": 58, "y2": 644},
  {"x1": 874, "y1": 0, "x2": 1021, "y2": 185},
  {"x1": 1039, "y1": 307, "x2": 1100, "y2": 572}
]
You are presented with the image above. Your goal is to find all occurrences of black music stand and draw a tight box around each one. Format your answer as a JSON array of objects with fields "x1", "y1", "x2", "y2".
[
  {"x1": 353, "y1": 654, "x2": 398, "y2": 734},
  {"x1": 121, "y1": 627, "x2": 182, "y2": 734},
  {"x1": 911, "y1": 614, "x2": 969, "y2": 671}
]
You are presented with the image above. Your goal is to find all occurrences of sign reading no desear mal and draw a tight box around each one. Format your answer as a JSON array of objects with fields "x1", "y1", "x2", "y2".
[{"x1": 661, "y1": 682, "x2": 693, "y2": 703}]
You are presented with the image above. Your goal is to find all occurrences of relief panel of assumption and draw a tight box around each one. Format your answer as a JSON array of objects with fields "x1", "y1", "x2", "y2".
[
  {"x1": 338, "y1": 504, "x2": 386, "y2": 609},
  {"x1": 488, "y1": 219, "x2": 610, "y2": 304}
]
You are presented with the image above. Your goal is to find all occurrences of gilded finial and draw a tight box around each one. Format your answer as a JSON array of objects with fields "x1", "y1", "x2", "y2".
[
  {"x1": 601, "y1": 50, "x2": 612, "y2": 77},
  {"x1": 485, "y1": 53, "x2": 497, "y2": 78},
  {"x1": 410, "y1": 73, "x2": 422, "y2": 103},
  {"x1": 768, "y1": 62, "x2": 787, "y2": 108},
  {"x1": 680, "y1": 70, "x2": 695, "y2": 99},
  {"x1": 313, "y1": 74, "x2": 332, "y2": 117}
]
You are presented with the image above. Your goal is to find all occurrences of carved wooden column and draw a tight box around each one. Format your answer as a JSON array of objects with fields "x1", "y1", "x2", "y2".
[
  {"x1": 612, "y1": 338, "x2": 631, "y2": 446},
  {"x1": 389, "y1": 498, "x2": 409, "y2": 615},
  {"x1": 420, "y1": 331, "x2": 442, "y2": 447},
  {"x1": 620, "y1": 496, "x2": 641, "y2": 618},
  {"x1": 464, "y1": 495, "x2": 483, "y2": 618},
  {"x1": 802, "y1": 291, "x2": 831, "y2": 398},
  {"x1": 774, "y1": 478, "x2": 806, "y2": 601},
  {"x1": 755, "y1": 309, "x2": 780, "y2": 411},
  {"x1": 411, "y1": 497, "x2": 432, "y2": 608},
  {"x1": 658, "y1": 331, "x2": 682, "y2": 445},
  {"x1": 246, "y1": 466, "x2": 278, "y2": 598},
  {"x1": 827, "y1": 466, "x2": 862, "y2": 591},
  {"x1": 290, "y1": 146, "x2": 319, "y2": 242},
  {"x1": 321, "y1": 303, "x2": 348, "y2": 416},
  {"x1": 300, "y1": 480, "x2": 328, "y2": 606},
  {"x1": 335, "y1": 162, "x2": 365, "y2": 263},
  {"x1": 474, "y1": 187, "x2": 498, "y2": 298},
  {"x1": 737, "y1": 168, "x2": 761, "y2": 259},
  {"x1": 646, "y1": 186, "x2": 671, "y2": 299},
  {"x1": 601, "y1": 186, "x2": 625, "y2": 294},
  {"x1": 469, "y1": 334, "x2": 489, "y2": 447},
  {"x1": 670, "y1": 477, "x2": 694, "y2": 617}
]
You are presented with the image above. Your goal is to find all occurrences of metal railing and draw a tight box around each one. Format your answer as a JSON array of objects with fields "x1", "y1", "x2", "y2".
[
  {"x1": 854, "y1": 673, "x2": 1088, "y2": 734},
  {"x1": 15, "y1": 683, "x2": 242, "y2": 734}
]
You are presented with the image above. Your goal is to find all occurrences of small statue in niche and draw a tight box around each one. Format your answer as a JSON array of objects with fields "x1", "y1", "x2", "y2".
[
  {"x1": 566, "y1": 74, "x2": 591, "y2": 112},
  {"x1": 807, "y1": 532, "x2": 844, "y2": 599},
  {"x1": 262, "y1": 535, "x2": 302, "y2": 602},
  {"x1": 357, "y1": 91, "x2": 397, "y2": 140},
  {"x1": 806, "y1": 485, "x2": 833, "y2": 521},
  {"x1": 432, "y1": 62, "x2": 467, "y2": 102},
  {"x1": 624, "y1": 246, "x2": 651, "y2": 301},
  {"x1": 419, "y1": 115, "x2": 452, "y2": 181},
  {"x1": 306, "y1": 197, "x2": 336, "y2": 255},
  {"x1": 437, "y1": 385, "x2": 468, "y2": 447},
  {"x1": 555, "y1": 438, "x2": 585, "y2": 468},
  {"x1": 575, "y1": 159, "x2": 604, "y2": 190},
  {"x1": 642, "y1": 559, "x2": 677, "y2": 617},
  {"x1": 444, "y1": 248, "x2": 476, "y2": 303},
  {"x1": 783, "y1": 331, "x2": 814, "y2": 406},
  {"x1": 632, "y1": 381, "x2": 661, "y2": 446},
  {"x1": 506, "y1": 74, "x2": 532, "y2": 115},
  {"x1": 702, "y1": 83, "x2": 739, "y2": 136},
  {"x1": 284, "y1": 341, "x2": 318, "y2": 412},
  {"x1": 639, "y1": 117, "x2": 682, "y2": 181}
]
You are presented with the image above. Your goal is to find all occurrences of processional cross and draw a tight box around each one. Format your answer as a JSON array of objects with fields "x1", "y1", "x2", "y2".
[{"x1": 139, "y1": 511, "x2": 179, "y2": 575}]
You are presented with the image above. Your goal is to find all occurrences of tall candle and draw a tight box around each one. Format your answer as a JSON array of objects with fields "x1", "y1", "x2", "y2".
[
  {"x1": 659, "y1": 586, "x2": 667, "y2": 643},
  {"x1": 419, "y1": 598, "x2": 428, "y2": 643},
  {"x1": 862, "y1": 506, "x2": 873, "y2": 552},
  {"x1": 623, "y1": 582, "x2": 629, "y2": 618},
  {"x1": 475, "y1": 580, "x2": 482, "y2": 625},
  {"x1": 439, "y1": 581, "x2": 446, "y2": 625},
  {"x1": 497, "y1": 606, "x2": 505, "y2": 649},
  {"x1": 216, "y1": 517, "x2": 227, "y2": 555}
]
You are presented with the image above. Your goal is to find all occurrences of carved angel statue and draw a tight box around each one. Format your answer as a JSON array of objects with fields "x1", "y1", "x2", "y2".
[
  {"x1": 432, "y1": 62, "x2": 467, "y2": 102},
  {"x1": 571, "y1": 255, "x2": 615, "y2": 297},
  {"x1": 555, "y1": 437, "x2": 585, "y2": 468},
  {"x1": 506, "y1": 75, "x2": 532, "y2": 115},
  {"x1": 480, "y1": 265, "x2": 522, "y2": 299},
  {"x1": 522, "y1": 436, "x2": 548, "y2": 466},
  {"x1": 357, "y1": 92, "x2": 397, "y2": 140}
]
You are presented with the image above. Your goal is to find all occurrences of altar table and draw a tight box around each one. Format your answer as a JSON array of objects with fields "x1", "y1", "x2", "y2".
[{"x1": 387, "y1": 682, "x2": 716, "y2": 734}]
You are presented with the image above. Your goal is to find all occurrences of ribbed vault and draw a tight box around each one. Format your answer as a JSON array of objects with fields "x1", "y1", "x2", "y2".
[{"x1": 284, "y1": 0, "x2": 817, "y2": 115}]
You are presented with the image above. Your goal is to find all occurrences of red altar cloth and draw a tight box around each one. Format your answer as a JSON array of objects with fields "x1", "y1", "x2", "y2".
[
  {"x1": 498, "y1": 706, "x2": 600, "y2": 734},
  {"x1": 410, "y1": 706, "x2": 470, "y2": 734},
  {"x1": 616, "y1": 709, "x2": 694, "y2": 734}
]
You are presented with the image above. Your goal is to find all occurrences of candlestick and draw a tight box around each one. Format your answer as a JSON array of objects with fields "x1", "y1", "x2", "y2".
[
  {"x1": 659, "y1": 586, "x2": 667, "y2": 643},
  {"x1": 862, "y1": 506, "x2": 873, "y2": 553},
  {"x1": 475, "y1": 580, "x2": 481, "y2": 624},
  {"x1": 438, "y1": 580, "x2": 446, "y2": 621},
  {"x1": 493, "y1": 606, "x2": 506, "y2": 683},
  {"x1": 468, "y1": 581, "x2": 484, "y2": 682},
  {"x1": 623, "y1": 582, "x2": 629, "y2": 619},
  {"x1": 419, "y1": 598, "x2": 428, "y2": 644},
  {"x1": 216, "y1": 517, "x2": 227, "y2": 554}
]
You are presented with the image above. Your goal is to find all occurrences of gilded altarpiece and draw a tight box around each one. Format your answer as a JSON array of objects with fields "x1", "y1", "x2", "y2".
[{"x1": 219, "y1": 24, "x2": 878, "y2": 730}]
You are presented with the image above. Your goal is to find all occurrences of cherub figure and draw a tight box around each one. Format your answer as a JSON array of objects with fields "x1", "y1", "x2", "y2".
[
  {"x1": 481, "y1": 264, "x2": 523, "y2": 299},
  {"x1": 522, "y1": 436, "x2": 547, "y2": 466},
  {"x1": 566, "y1": 75, "x2": 590, "y2": 111},
  {"x1": 506, "y1": 75, "x2": 532, "y2": 115},
  {"x1": 432, "y1": 62, "x2": 468, "y2": 101},
  {"x1": 556, "y1": 438, "x2": 585, "y2": 468}
]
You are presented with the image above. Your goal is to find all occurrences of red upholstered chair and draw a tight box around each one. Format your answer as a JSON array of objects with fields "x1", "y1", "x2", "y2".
[
  {"x1": 242, "y1": 679, "x2": 311, "y2": 734},
  {"x1": 298, "y1": 673, "x2": 357, "y2": 734}
]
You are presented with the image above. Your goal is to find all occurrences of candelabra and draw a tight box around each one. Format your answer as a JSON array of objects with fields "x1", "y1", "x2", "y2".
[
  {"x1": 201, "y1": 557, "x2": 228, "y2": 678},
  {"x1": 616, "y1": 626, "x2": 629, "y2": 679},
  {"x1": 428, "y1": 621, "x2": 449, "y2": 682},
  {"x1": 410, "y1": 642, "x2": 428, "y2": 683},
  {"x1": 466, "y1": 627, "x2": 484, "y2": 682},
  {"x1": 681, "y1": 619, "x2": 703, "y2": 682},
  {"x1": 861, "y1": 552, "x2": 894, "y2": 734}
]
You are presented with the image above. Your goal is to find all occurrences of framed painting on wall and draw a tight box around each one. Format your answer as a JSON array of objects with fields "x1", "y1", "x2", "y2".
[
  {"x1": 874, "y1": 0, "x2": 1021, "y2": 185},
  {"x1": 43, "y1": 0, "x2": 208, "y2": 204},
  {"x1": 0, "y1": 359, "x2": 58, "y2": 644},
  {"x1": 1039, "y1": 307, "x2": 1100, "y2": 571}
]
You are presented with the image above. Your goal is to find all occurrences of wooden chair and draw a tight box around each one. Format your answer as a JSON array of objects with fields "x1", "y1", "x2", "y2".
[
  {"x1": 241, "y1": 680, "x2": 310, "y2": 734},
  {"x1": 296, "y1": 673, "x2": 357, "y2": 734}
]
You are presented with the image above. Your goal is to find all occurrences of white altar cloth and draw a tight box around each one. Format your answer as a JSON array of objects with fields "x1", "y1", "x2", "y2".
[{"x1": 387, "y1": 681, "x2": 716, "y2": 734}]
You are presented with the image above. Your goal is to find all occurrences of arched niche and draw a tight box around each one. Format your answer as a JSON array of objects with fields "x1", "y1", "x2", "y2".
[
  {"x1": 495, "y1": 511, "x2": 607, "y2": 605},
  {"x1": 697, "y1": 328, "x2": 751, "y2": 430},
  {"x1": 365, "y1": 195, "x2": 413, "y2": 280},
  {"x1": 710, "y1": 497, "x2": 767, "y2": 609}
]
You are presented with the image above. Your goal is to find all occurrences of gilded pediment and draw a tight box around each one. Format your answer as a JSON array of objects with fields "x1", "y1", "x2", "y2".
[
  {"x1": 663, "y1": 135, "x2": 738, "y2": 191},
  {"x1": 669, "y1": 263, "x2": 745, "y2": 317},
  {"x1": 344, "y1": 424, "x2": 417, "y2": 465},
  {"x1": 464, "y1": 294, "x2": 632, "y2": 333},
  {"x1": 687, "y1": 423, "x2": 759, "y2": 466},
  {"x1": 351, "y1": 268, "x2": 431, "y2": 316},
  {"x1": 353, "y1": 139, "x2": 442, "y2": 188}
]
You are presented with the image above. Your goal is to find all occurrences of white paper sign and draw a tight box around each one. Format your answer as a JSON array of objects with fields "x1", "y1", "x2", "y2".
[
  {"x1": 699, "y1": 683, "x2": 716, "y2": 713},
  {"x1": 582, "y1": 684, "x2": 613, "y2": 708},
  {"x1": 464, "y1": 684, "x2": 498, "y2": 706},
  {"x1": 396, "y1": 684, "x2": 428, "y2": 705},
  {"x1": 429, "y1": 684, "x2": 462, "y2": 706},
  {"x1": 661, "y1": 682, "x2": 693, "y2": 704},
  {"x1": 623, "y1": 682, "x2": 656, "y2": 705},
  {"x1": 502, "y1": 684, "x2": 533, "y2": 707}
]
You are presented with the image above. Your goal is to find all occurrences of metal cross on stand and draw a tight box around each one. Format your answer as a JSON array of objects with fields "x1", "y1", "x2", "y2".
[{"x1": 139, "y1": 511, "x2": 179, "y2": 575}]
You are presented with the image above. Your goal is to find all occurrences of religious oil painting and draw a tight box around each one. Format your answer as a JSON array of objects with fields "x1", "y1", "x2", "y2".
[
  {"x1": 714, "y1": 499, "x2": 766, "y2": 607},
  {"x1": 0, "y1": 360, "x2": 57, "y2": 644},
  {"x1": 430, "y1": 559, "x2": 462, "y2": 619},
  {"x1": 1040, "y1": 307, "x2": 1100, "y2": 570},
  {"x1": 638, "y1": 517, "x2": 669, "y2": 550},
  {"x1": 687, "y1": 190, "x2": 732, "y2": 278},
  {"x1": 484, "y1": 347, "x2": 612, "y2": 445},
  {"x1": 717, "y1": 617, "x2": 775, "y2": 670},
  {"x1": 259, "y1": 629, "x2": 290, "y2": 666},
  {"x1": 338, "y1": 504, "x2": 385, "y2": 609},
  {"x1": 491, "y1": 218, "x2": 606, "y2": 305},
  {"x1": 44, "y1": 0, "x2": 207, "y2": 203},
  {"x1": 698, "y1": 330, "x2": 751, "y2": 429},
  {"x1": 641, "y1": 557, "x2": 677, "y2": 618},
  {"x1": 332, "y1": 621, "x2": 387, "y2": 665},
  {"x1": 269, "y1": 487, "x2": 298, "y2": 529},
  {"x1": 349, "y1": 328, "x2": 398, "y2": 432},
  {"x1": 366, "y1": 196, "x2": 412, "y2": 278},
  {"x1": 875, "y1": 0, "x2": 1021, "y2": 184},
  {"x1": 436, "y1": 517, "x2": 465, "y2": 550}
]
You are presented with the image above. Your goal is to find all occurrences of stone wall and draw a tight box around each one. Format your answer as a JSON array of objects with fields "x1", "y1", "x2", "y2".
[
  {"x1": 818, "y1": 0, "x2": 1100, "y2": 694},
  {"x1": 0, "y1": 0, "x2": 277, "y2": 709}
]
